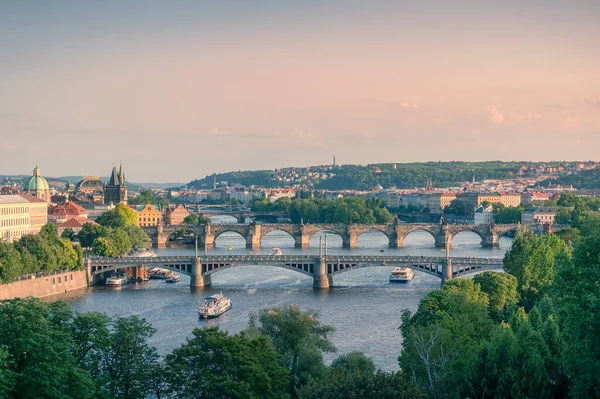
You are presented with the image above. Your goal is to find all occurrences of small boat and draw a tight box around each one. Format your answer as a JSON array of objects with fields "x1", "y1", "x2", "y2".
[
  {"x1": 271, "y1": 247, "x2": 282, "y2": 256},
  {"x1": 148, "y1": 268, "x2": 174, "y2": 279},
  {"x1": 198, "y1": 294, "x2": 232, "y2": 319},
  {"x1": 106, "y1": 273, "x2": 130, "y2": 287},
  {"x1": 166, "y1": 275, "x2": 181, "y2": 283},
  {"x1": 389, "y1": 267, "x2": 415, "y2": 283}
]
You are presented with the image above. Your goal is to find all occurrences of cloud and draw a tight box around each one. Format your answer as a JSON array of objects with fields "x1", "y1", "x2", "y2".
[
  {"x1": 509, "y1": 111, "x2": 541, "y2": 122},
  {"x1": 584, "y1": 99, "x2": 600, "y2": 108},
  {"x1": 487, "y1": 106, "x2": 504, "y2": 125},
  {"x1": 400, "y1": 102, "x2": 419, "y2": 110},
  {"x1": 358, "y1": 129, "x2": 376, "y2": 138},
  {"x1": 209, "y1": 127, "x2": 229, "y2": 135}
]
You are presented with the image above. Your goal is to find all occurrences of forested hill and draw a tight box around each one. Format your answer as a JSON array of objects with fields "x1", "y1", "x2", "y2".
[
  {"x1": 545, "y1": 168, "x2": 600, "y2": 190},
  {"x1": 188, "y1": 161, "x2": 542, "y2": 190}
]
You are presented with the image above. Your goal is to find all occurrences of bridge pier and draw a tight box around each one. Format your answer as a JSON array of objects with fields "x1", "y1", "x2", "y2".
[
  {"x1": 342, "y1": 234, "x2": 357, "y2": 249},
  {"x1": 480, "y1": 233, "x2": 499, "y2": 248},
  {"x1": 294, "y1": 234, "x2": 310, "y2": 248},
  {"x1": 313, "y1": 261, "x2": 331, "y2": 289},
  {"x1": 246, "y1": 223, "x2": 261, "y2": 249},
  {"x1": 190, "y1": 259, "x2": 212, "y2": 287},
  {"x1": 389, "y1": 234, "x2": 404, "y2": 248},
  {"x1": 435, "y1": 233, "x2": 452, "y2": 249},
  {"x1": 441, "y1": 258, "x2": 453, "y2": 283}
]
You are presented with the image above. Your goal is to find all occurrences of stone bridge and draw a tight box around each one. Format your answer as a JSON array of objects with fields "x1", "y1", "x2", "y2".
[
  {"x1": 143, "y1": 221, "x2": 517, "y2": 250},
  {"x1": 86, "y1": 254, "x2": 504, "y2": 288},
  {"x1": 198, "y1": 210, "x2": 288, "y2": 223}
]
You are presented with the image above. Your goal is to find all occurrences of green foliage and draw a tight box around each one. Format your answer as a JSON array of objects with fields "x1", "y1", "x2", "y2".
[
  {"x1": 128, "y1": 189, "x2": 157, "y2": 205},
  {"x1": 247, "y1": 304, "x2": 336, "y2": 387},
  {"x1": 0, "y1": 298, "x2": 95, "y2": 398},
  {"x1": 122, "y1": 224, "x2": 151, "y2": 248},
  {"x1": 553, "y1": 235, "x2": 600, "y2": 398},
  {"x1": 79, "y1": 222, "x2": 148, "y2": 257},
  {"x1": 547, "y1": 168, "x2": 600, "y2": 189},
  {"x1": 182, "y1": 213, "x2": 207, "y2": 225},
  {"x1": 92, "y1": 237, "x2": 118, "y2": 257},
  {"x1": 330, "y1": 351, "x2": 376, "y2": 376},
  {"x1": 77, "y1": 223, "x2": 110, "y2": 248},
  {"x1": 443, "y1": 199, "x2": 468, "y2": 216},
  {"x1": 473, "y1": 271, "x2": 520, "y2": 322},
  {"x1": 61, "y1": 227, "x2": 76, "y2": 240},
  {"x1": 554, "y1": 227, "x2": 581, "y2": 244},
  {"x1": 281, "y1": 197, "x2": 393, "y2": 224},
  {"x1": 298, "y1": 367, "x2": 425, "y2": 399},
  {"x1": 0, "y1": 223, "x2": 83, "y2": 283},
  {"x1": 503, "y1": 230, "x2": 569, "y2": 310},
  {"x1": 97, "y1": 203, "x2": 139, "y2": 228},
  {"x1": 399, "y1": 284, "x2": 495, "y2": 399},
  {"x1": 164, "y1": 327, "x2": 292, "y2": 398},
  {"x1": 493, "y1": 204, "x2": 523, "y2": 224}
]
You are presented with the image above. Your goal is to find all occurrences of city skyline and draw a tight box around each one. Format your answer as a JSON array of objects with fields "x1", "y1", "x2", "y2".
[{"x1": 1, "y1": 1, "x2": 599, "y2": 182}]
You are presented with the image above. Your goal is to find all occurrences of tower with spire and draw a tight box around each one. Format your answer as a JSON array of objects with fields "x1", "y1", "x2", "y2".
[{"x1": 104, "y1": 162, "x2": 128, "y2": 205}]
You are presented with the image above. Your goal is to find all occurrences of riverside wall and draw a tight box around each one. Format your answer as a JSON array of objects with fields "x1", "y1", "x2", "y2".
[{"x1": 0, "y1": 271, "x2": 89, "y2": 300}]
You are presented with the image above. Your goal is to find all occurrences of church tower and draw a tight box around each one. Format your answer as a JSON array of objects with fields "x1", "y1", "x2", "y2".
[{"x1": 104, "y1": 163, "x2": 128, "y2": 205}]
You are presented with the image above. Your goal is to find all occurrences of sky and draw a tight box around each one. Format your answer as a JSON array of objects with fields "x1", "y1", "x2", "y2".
[{"x1": 1, "y1": 0, "x2": 599, "y2": 183}]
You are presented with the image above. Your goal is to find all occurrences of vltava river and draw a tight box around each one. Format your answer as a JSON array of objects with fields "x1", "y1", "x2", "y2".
[{"x1": 65, "y1": 224, "x2": 512, "y2": 371}]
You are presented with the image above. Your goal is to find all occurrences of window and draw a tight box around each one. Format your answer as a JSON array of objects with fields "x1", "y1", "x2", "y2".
[{"x1": 52, "y1": 278, "x2": 56, "y2": 284}]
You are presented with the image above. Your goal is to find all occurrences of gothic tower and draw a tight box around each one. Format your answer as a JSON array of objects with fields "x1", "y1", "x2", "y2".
[{"x1": 104, "y1": 163, "x2": 128, "y2": 205}]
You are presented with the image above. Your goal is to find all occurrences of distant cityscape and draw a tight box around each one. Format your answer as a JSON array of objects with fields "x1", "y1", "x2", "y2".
[{"x1": 1, "y1": 160, "x2": 596, "y2": 244}]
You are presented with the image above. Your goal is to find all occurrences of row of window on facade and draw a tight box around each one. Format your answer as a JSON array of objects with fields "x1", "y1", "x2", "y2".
[
  {"x1": 52, "y1": 274, "x2": 74, "y2": 284},
  {"x1": 0, "y1": 217, "x2": 30, "y2": 227},
  {"x1": 4, "y1": 230, "x2": 28, "y2": 240},
  {"x1": 0, "y1": 206, "x2": 28, "y2": 215}
]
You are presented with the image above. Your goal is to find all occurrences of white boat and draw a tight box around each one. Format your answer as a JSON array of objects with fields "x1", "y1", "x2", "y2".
[
  {"x1": 148, "y1": 268, "x2": 174, "y2": 279},
  {"x1": 389, "y1": 267, "x2": 415, "y2": 283},
  {"x1": 166, "y1": 275, "x2": 181, "y2": 283},
  {"x1": 198, "y1": 294, "x2": 232, "y2": 319},
  {"x1": 271, "y1": 247, "x2": 282, "y2": 256},
  {"x1": 106, "y1": 274, "x2": 130, "y2": 287}
]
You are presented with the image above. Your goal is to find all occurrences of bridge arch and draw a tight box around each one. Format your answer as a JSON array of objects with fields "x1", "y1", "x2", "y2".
[
  {"x1": 90, "y1": 263, "x2": 193, "y2": 277},
  {"x1": 260, "y1": 229, "x2": 296, "y2": 247},
  {"x1": 402, "y1": 228, "x2": 438, "y2": 241},
  {"x1": 202, "y1": 262, "x2": 314, "y2": 278},
  {"x1": 355, "y1": 228, "x2": 392, "y2": 247},
  {"x1": 308, "y1": 229, "x2": 345, "y2": 247},
  {"x1": 328, "y1": 263, "x2": 441, "y2": 278},
  {"x1": 451, "y1": 228, "x2": 485, "y2": 241}
]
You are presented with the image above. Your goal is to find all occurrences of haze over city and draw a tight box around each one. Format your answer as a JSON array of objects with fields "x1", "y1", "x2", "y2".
[{"x1": 1, "y1": 0, "x2": 599, "y2": 182}]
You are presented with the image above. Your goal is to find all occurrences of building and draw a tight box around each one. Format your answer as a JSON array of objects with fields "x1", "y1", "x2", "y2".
[
  {"x1": 134, "y1": 204, "x2": 162, "y2": 227},
  {"x1": 48, "y1": 202, "x2": 89, "y2": 224},
  {"x1": 521, "y1": 207, "x2": 560, "y2": 226},
  {"x1": 79, "y1": 203, "x2": 114, "y2": 221},
  {"x1": 474, "y1": 205, "x2": 495, "y2": 225},
  {"x1": 74, "y1": 176, "x2": 105, "y2": 203},
  {"x1": 58, "y1": 217, "x2": 96, "y2": 235},
  {"x1": 22, "y1": 166, "x2": 51, "y2": 202},
  {"x1": 422, "y1": 193, "x2": 457, "y2": 214},
  {"x1": 0, "y1": 194, "x2": 48, "y2": 242},
  {"x1": 455, "y1": 192, "x2": 521, "y2": 210},
  {"x1": 104, "y1": 164, "x2": 128, "y2": 205},
  {"x1": 521, "y1": 191, "x2": 551, "y2": 204},
  {"x1": 165, "y1": 204, "x2": 190, "y2": 225}
]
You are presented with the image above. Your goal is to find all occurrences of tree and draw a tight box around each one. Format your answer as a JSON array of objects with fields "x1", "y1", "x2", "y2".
[
  {"x1": 164, "y1": 327, "x2": 292, "y2": 398},
  {"x1": 0, "y1": 241, "x2": 23, "y2": 284},
  {"x1": 0, "y1": 348, "x2": 15, "y2": 398},
  {"x1": 128, "y1": 189, "x2": 156, "y2": 205},
  {"x1": 109, "y1": 228, "x2": 132, "y2": 255},
  {"x1": 61, "y1": 227, "x2": 76, "y2": 241},
  {"x1": 443, "y1": 199, "x2": 468, "y2": 216},
  {"x1": 92, "y1": 237, "x2": 118, "y2": 257},
  {"x1": 97, "y1": 203, "x2": 139, "y2": 228},
  {"x1": 554, "y1": 227, "x2": 580, "y2": 244},
  {"x1": 122, "y1": 225, "x2": 151, "y2": 249},
  {"x1": 103, "y1": 316, "x2": 159, "y2": 399},
  {"x1": 0, "y1": 298, "x2": 94, "y2": 398},
  {"x1": 247, "y1": 304, "x2": 336, "y2": 386},
  {"x1": 473, "y1": 271, "x2": 520, "y2": 322},
  {"x1": 77, "y1": 223, "x2": 109, "y2": 248},
  {"x1": 330, "y1": 351, "x2": 376, "y2": 376},
  {"x1": 183, "y1": 214, "x2": 199, "y2": 225},
  {"x1": 553, "y1": 235, "x2": 600, "y2": 398},
  {"x1": 503, "y1": 230, "x2": 569, "y2": 309}
]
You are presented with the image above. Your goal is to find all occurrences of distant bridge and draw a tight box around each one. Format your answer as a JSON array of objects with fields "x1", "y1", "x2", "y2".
[
  {"x1": 86, "y1": 254, "x2": 504, "y2": 288},
  {"x1": 143, "y1": 221, "x2": 517, "y2": 250}
]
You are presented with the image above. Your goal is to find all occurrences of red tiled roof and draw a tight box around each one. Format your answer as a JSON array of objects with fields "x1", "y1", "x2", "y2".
[{"x1": 58, "y1": 217, "x2": 96, "y2": 228}]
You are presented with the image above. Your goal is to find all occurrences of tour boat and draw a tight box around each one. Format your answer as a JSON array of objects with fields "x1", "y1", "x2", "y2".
[
  {"x1": 271, "y1": 247, "x2": 282, "y2": 256},
  {"x1": 389, "y1": 267, "x2": 415, "y2": 283},
  {"x1": 165, "y1": 275, "x2": 181, "y2": 283},
  {"x1": 148, "y1": 268, "x2": 174, "y2": 279},
  {"x1": 105, "y1": 273, "x2": 130, "y2": 287},
  {"x1": 198, "y1": 294, "x2": 232, "y2": 319}
]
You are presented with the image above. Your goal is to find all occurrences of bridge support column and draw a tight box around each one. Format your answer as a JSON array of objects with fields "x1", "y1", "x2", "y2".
[
  {"x1": 389, "y1": 234, "x2": 404, "y2": 248},
  {"x1": 313, "y1": 261, "x2": 331, "y2": 289},
  {"x1": 441, "y1": 258, "x2": 453, "y2": 284},
  {"x1": 190, "y1": 259, "x2": 212, "y2": 287},
  {"x1": 246, "y1": 223, "x2": 261, "y2": 249},
  {"x1": 294, "y1": 233, "x2": 310, "y2": 248},
  {"x1": 480, "y1": 233, "x2": 499, "y2": 248},
  {"x1": 435, "y1": 233, "x2": 452, "y2": 249},
  {"x1": 342, "y1": 233, "x2": 357, "y2": 249}
]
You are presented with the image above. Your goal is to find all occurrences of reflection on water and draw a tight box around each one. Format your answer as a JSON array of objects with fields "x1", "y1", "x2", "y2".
[{"x1": 65, "y1": 228, "x2": 512, "y2": 371}]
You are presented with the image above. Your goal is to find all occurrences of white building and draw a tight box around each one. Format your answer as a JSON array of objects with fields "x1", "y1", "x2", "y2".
[
  {"x1": 0, "y1": 194, "x2": 48, "y2": 242},
  {"x1": 474, "y1": 205, "x2": 495, "y2": 225}
]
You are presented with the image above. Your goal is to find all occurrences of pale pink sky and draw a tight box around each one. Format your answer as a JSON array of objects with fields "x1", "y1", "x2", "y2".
[{"x1": 1, "y1": 1, "x2": 599, "y2": 182}]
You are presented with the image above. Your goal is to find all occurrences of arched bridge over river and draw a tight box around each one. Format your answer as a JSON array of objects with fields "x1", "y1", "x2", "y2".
[
  {"x1": 86, "y1": 254, "x2": 504, "y2": 289},
  {"x1": 143, "y1": 221, "x2": 517, "y2": 250}
]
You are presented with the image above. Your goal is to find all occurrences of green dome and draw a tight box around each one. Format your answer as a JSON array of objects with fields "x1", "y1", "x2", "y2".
[{"x1": 24, "y1": 167, "x2": 50, "y2": 191}]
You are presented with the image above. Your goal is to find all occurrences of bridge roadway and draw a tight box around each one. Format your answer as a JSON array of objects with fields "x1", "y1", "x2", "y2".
[{"x1": 86, "y1": 254, "x2": 504, "y2": 289}]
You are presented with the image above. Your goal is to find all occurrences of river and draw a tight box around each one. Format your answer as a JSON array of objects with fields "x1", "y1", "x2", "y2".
[{"x1": 64, "y1": 224, "x2": 513, "y2": 371}]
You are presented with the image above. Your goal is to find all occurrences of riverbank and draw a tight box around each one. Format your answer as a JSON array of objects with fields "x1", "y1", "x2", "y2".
[{"x1": 0, "y1": 270, "x2": 88, "y2": 300}]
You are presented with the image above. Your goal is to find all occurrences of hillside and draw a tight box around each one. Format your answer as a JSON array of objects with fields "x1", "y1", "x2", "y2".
[{"x1": 188, "y1": 161, "x2": 547, "y2": 190}]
